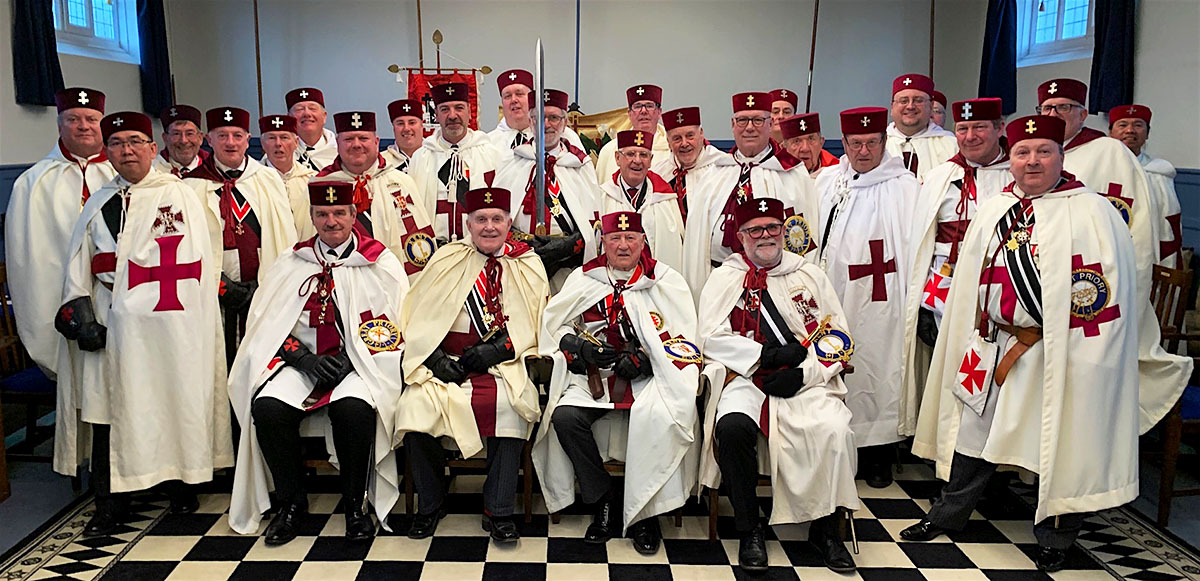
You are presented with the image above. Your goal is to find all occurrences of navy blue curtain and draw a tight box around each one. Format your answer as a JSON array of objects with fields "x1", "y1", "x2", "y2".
[
  {"x1": 12, "y1": 0, "x2": 65, "y2": 106},
  {"x1": 1088, "y1": 0, "x2": 1135, "y2": 113},
  {"x1": 137, "y1": 0, "x2": 173, "y2": 113},
  {"x1": 978, "y1": 0, "x2": 1018, "y2": 115}
]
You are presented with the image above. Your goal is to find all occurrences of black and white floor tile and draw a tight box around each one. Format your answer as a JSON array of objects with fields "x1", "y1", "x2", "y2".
[{"x1": 2, "y1": 457, "x2": 1196, "y2": 580}]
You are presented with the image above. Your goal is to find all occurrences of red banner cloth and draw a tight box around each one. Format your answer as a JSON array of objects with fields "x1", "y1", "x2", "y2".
[{"x1": 407, "y1": 70, "x2": 480, "y2": 135}]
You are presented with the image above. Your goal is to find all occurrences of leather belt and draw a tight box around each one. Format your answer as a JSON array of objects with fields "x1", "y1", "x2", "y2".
[{"x1": 992, "y1": 322, "x2": 1042, "y2": 386}]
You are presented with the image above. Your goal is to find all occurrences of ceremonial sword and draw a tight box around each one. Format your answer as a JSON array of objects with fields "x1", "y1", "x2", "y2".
[{"x1": 534, "y1": 38, "x2": 548, "y2": 236}]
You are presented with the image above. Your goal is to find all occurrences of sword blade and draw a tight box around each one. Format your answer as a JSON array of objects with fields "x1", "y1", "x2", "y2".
[{"x1": 534, "y1": 38, "x2": 548, "y2": 236}]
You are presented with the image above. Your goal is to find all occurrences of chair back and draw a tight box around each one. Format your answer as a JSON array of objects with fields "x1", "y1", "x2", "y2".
[{"x1": 1151, "y1": 265, "x2": 1194, "y2": 353}]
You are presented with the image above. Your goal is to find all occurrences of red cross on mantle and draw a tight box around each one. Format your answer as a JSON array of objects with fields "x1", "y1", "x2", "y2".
[
  {"x1": 1161, "y1": 213, "x2": 1183, "y2": 263},
  {"x1": 1102, "y1": 182, "x2": 1133, "y2": 215},
  {"x1": 979, "y1": 263, "x2": 1019, "y2": 323},
  {"x1": 958, "y1": 349, "x2": 987, "y2": 395},
  {"x1": 847, "y1": 239, "x2": 896, "y2": 301},
  {"x1": 1069, "y1": 254, "x2": 1121, "y2": 337},
  {"x1": 128, "y1": 235, "x2": 202, "y2": 312}
]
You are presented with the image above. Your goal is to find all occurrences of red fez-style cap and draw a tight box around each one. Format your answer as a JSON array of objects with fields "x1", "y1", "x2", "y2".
[
  {"x1": 893, "y1": 73, "x2": 935, "y2": 97},
  {"x1": 1006, "y1": 115, "x2": 1066, "y2": 147},
  {"x1": 1037, "y1": 78, "x2": 1087, "y2": 106},
  {"x1": 206, "y1": 107, "x2": 251, "y2": 132},
  {"x1": 617, "y1": 130, "x2": 653, "y2": 150},
  {"x1": 160, "y1": 104, "x2": 201, "y2": 129},
  {"x1": 388, "y1": 99, "x2": 422, "y2": 121},
  {"x1": 733, "y1": 92, "x2": 772, "y2": 114},
  {"x1": 1109, "y1": 104, "x2": 1152, "y2": 125},
  {"x1": 497, "y1": 69, "x2": 533, "y2": 93},
  {"x1": 259, "y1": 114, "x2": 298, "y2": 134},
  {"x1": 932, "y1": 90, "x2": 948, "y2": 108},
  {"x1": 529, "y1": 89, "x2": 570, "y2": 111},
  {"x1": 600, "y1": 211, "x2": 643, "y2": 235},
  {"x1": 286, "y1": 87, "x2": 324, "y2": 110},
  {"x1": 663, "y1": 106, "x2": 701, "y2": 131},
  {"x1": 464, "y1": 188, "x2": 510, "y2": 213},
  {"x1": 309, "y1": 181, "x2": 354, "y2": 207},
  {"x1": 431, "y1": 82, "x2": 469, "y2": 105},
  {"x1": 840, "y1": 107, "x2": 888, "y2": 135},
  {"x1": 769, "y1": 89, "x2": 798, "y2": 109},
  {"x1": 334, "y1": 111, "x2": 376, "y2": 133},
  {"x1": 101, "y1": 112, "x2": 153, "y2": 142},
  {"x1": 952, "y1": 98, "x2": 1004, "y2": 123},
  {"x1": 780, "y1": 112, "x2": 821, "y2": 139},
  {"x1": 56, "y1": 87, "x2": 105, "y2": 114},
  {"x1": 626, "y1": 84, "x2": 662, "y2": 106},
  {"x1": 735, "y1": 198, "x2": 785, "y2": 229}
]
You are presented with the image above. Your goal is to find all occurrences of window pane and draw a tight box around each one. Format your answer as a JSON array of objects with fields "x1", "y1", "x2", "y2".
[
  {"x1": 92, "y1": 0, "x2": 116, "y2": 40},
  {"x1": 1034, "y1": 0, "x2": 1059, "y2": 44},
  {"x1": 1061, "y1": 0, "x2": 1090, "y2": 39},
  {"x1": 66, "y1": 0, "x2": 88, "y2": 27}
]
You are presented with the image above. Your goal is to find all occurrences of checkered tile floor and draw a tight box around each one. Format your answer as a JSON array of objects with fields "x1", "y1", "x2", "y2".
[{"x1": 3, "y1": 457, "x2": 1198, "y2": 580}]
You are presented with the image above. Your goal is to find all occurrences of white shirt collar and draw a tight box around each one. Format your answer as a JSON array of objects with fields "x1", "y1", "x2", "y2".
[
  {"x1": 214, "y1": 156, "x2": 248, "y2": 174},
  {"x1": 317, "y1": 233, "x2": 356, "y2": 260}
]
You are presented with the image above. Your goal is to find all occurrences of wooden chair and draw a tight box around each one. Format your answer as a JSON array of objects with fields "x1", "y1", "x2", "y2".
[
  {"x1": 1147, "y1": 264, "x2": 1200, "y2": 526},
  {"x1": 0, "y1": 262, "x2": 59, "y2": 463}
]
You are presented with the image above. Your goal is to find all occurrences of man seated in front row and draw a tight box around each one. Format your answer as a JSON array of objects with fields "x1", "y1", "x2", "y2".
[
  {"x1": 534, "y1": 211, "x2": 701, "y2": 556},
  {"x1": 396, "y1": 187, "x2": 549, "y2": 544},
  {"x1": 699, "y1": 198, "x2": 860, "y2": 574},
  {"x1": 227, "y1": 181, "x2": 408, "y2": 546}
]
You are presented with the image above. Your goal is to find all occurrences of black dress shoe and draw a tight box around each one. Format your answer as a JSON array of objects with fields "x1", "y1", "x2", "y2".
[
  {"x1": 408, "y1": 506, "x2": 446, "y2": 539},
  {"x1": 83, "y1": 497, "x2": 128, "y2": 538},
  {"x1": 866, "y1": 461, "x2": 893, "y2": 488},
  {"x1": 810, "y1": 521, "x2": 856, "y2": 573},
  {"x1": 264, "y1": 502, "x2": 307, "y2": 546},
  {"x1": 484, "y1": 515, "x2": 520, "y2": 544},
  {"x1": 344, "y1": 499, "x2": 375, "y2": 542},
  {"x1": 630, "y1": 517, "x2": 661, "y2": 555},
  {"x1": 899, "y1": 519, "x2": 947, "y2": 542},
  {"x1": 738, "y1": 522, "x2": 769, "y2": 572},
  {"x1": 584, "y1": 499, "x2": 614, "y2": 544},
  {"x1": 168, "y1": 490, "x2": 199, "y2": 514},
  {"x1": 1036, "y1": 546, "x2": 1067, "y2": 572}
]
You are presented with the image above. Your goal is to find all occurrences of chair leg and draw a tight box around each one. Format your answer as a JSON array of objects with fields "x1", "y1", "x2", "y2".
[
  {"x1": 404, "y1": 448, "x2": 414, "y2": 516},
  {"x1": 674, "y1": 507, "x2": 682, "y2": 528},
  {"x1": 1158, "y1": 401, "x2": 1184, "y2": 527},
  {"x1": 708, "y1": 487, "x2": 719, "y2": 541},
  {"x1": 522, "y1": 442, "x2": 533, "y2": 524}
]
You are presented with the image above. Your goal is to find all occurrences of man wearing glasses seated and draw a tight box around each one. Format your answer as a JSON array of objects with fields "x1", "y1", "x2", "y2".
[
  {"x1": 815, "y1": 107, "x2": 921, "y2": 489},
  {"x1": 681, "y1": 92, "x2": 819, "y2": 304},
  {"x1": 885, "y1": 73, "x2": 957, "y2": 183}
]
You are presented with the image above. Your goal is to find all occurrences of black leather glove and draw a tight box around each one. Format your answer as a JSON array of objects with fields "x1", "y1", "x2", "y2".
[
  {"x1": 761, "y1": 343, "x2": 808, "y2": 369},
  {"x1": 460, "y1": 330, "x2": 516, "y2": 373},
  {"x1": 533, "y1": 232, "x2": 583, "y2": 266},
  {"x1": 219, "y1": 273, "x2": 257, "y2": 312},
  {"x1": 614, "y1": 348, "x2": 653, "y2": 380},
  {"x1": 762, "y1": 367, "x2": 805, "y2": 398},
  {"x1": 317, "y1": 351, "x2": 353, "y2": 389},
  {"x1": 917, "y1": 308, "x2": 939, "y2": 347},
  {"x1": 279, "y1": 335, "x2": 336, "y2": 384},
  {"x1": 56, "y1": 297, "x2": 107, "y2": 351},
  {"x1": 425, "y1": 347, "x2": 467, "y2": 384},
  {"x1": 560, "y1": 334, "x2": 619, "y2": 368}
]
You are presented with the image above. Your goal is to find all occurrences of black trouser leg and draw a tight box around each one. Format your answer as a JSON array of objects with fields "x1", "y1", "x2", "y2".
[
  {"x1": 1034, "y1": 513, "x2": 1085, "y2": 550},
  {"x1": 715, "y1": 413, "x2": 761, "y2": 534},
  {"x1": 859, "y1": 443, "x2": 896, "y2": 469},
  {"x1": 404, "y1": 432, "x2": 446, "y2": 515},
  {"x1": 926, "y1": 452, "x2": 997, "y2": 530},
  {"x1": 327, "y1": 397, "x2": 376, "y2": 503},
  {"x1": 89, "y1": 423, "x2": 115, "y2": 500},
  {"x1": 251, "y1": 397, "x2": 307, "y2": 506},
  {"x1": 484, "y1": 437, "x2": 525, "y2": 518},
  {"x1": 550, "y1": 405, "x2": 612, "y2": 505}
]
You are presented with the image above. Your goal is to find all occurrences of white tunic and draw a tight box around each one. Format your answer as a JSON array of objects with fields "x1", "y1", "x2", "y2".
[
  {"x1": 296, "y1": 128, "x2": 338, "y2": 172},
  {"x1": 262, "y1": 156, "x2": 318, "y2": 241},
  {"x1": 816, "y1": 153, "x2": 920, "y2": 446},
  {"x1": 408, "y1": 130, "x2": 502, "y2": 242},
  {"x1": 594, "y1": 172, "x2": 686, "y2": 273},
  {"x1": 5, "y1": 143, "x2": 114, "y2": 377},
  {"x1": 1139, "y1": 151, "x2": 1184, "y2": 269},
  {"x1": 885, "y1": 122, "x2": 958, "y2": 183},
  {"x1": 489, "y1": 119, "x2": 585, "y2": 164}
]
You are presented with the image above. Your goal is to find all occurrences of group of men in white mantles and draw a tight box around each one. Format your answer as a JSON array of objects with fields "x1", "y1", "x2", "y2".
[{"x1": 3, "y1": 66, "x2": 1188, "y2": 575}]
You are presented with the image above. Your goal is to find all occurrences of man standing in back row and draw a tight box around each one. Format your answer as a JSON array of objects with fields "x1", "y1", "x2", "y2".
[{"x1": 885, "y1": 74, "x2": 957, "y2": 182}]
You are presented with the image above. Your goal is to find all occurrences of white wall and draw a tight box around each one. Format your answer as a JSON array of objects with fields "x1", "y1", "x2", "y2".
[
  {"x1": 0, "y1": 0, "x2": 143, "y2": 165},
  {"x1": 933, "y1": 0, "x2": 1200, "y2": 168},
  {"x1": 163, "y1": 0, "x2": 935, "y2": 142}
]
